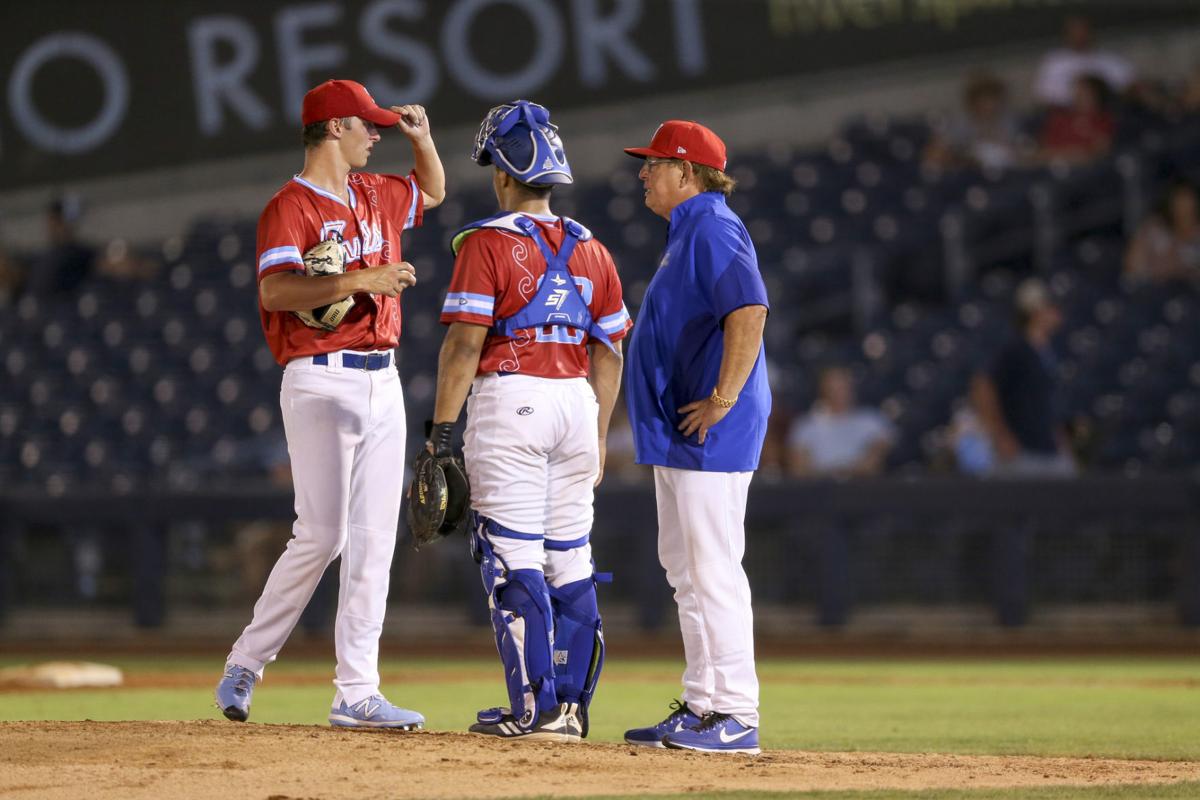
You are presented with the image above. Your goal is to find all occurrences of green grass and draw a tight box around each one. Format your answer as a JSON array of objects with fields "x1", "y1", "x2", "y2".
[{"x1": 2, "y1": 656, "x2": 1199, "y2": 762}]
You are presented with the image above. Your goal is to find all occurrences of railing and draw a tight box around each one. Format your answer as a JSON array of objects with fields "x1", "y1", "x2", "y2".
[{"x1": 1, "y1": 477, "x2": 1197, "y2": 630}]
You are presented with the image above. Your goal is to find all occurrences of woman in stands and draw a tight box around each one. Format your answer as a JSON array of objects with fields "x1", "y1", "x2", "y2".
[
  {"x1": 1038, "y1": 74, "x2": 1115, "y2": 165},
  {"x1": 1124, "y1": 179, "x2": 1200, "y2": 285}
]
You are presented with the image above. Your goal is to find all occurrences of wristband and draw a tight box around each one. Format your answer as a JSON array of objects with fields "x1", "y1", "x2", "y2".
[{"x1": 426, "y1": 420, "x2": 455, "y2": 458}]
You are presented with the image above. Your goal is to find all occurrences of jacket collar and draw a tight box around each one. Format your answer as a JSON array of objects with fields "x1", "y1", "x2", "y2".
[{"x1": 668, "y1": 191, "x2": 725, "y2": 232}]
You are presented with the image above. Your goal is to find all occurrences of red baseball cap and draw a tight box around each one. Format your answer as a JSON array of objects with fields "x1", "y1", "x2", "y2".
[
  {"x1": 624, "y1": 120, "x2": 727, "y2": 171},
  {"x1": 302, "y1": 79, "x2": 400, "y2": 127}
]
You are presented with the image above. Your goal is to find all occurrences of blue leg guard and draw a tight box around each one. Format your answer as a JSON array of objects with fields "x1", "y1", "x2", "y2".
[
  {"x1": 548, "y1": 574, "x2": 607, "y2": 738},
  {"x1": 473, "y1": 519, "x2": 558, "y2": 730}
]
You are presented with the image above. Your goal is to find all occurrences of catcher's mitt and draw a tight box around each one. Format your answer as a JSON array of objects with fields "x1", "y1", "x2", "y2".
[
  {"x1": 293, "y1": 238, "x2": 354, "y2": 331},
  {"x1": 406, "y1": 422, "x2": 470, "y2": 550}
]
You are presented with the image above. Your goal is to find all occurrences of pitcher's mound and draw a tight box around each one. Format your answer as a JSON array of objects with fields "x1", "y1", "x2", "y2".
[{"x1": 1, "y1": 720, "x2": 1197, "y2": 799}]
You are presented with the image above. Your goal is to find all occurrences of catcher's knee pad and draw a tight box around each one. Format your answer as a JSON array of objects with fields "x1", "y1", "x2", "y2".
[{"x1": 473, "y1": 518, "x2": 557, "y2": 729}]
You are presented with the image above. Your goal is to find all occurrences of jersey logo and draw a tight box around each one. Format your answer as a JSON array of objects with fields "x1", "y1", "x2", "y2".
[
  {"x1": 517, "y1": 407, "x2": 534, "y2": 416},
  {"x1": 544, "y1": 289, "x2": 570, "y2": 310},
  {"x1": 321, "y1": 221, "x2": 382, "y2": 263},
  {"x1": 532, "y1": 275, "x2": 593, "y2": 346},
  {"x1": 321, "y1": 220, "x2": 346, "y2": 242},
  {"x1": 550, "y1": 273, "x2": 566, "y2": 286}
]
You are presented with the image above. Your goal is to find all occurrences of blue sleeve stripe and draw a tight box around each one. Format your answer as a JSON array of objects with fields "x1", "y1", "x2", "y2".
[
  {"x1": 405, "y1": 176, "x2": 420, "y2": 230},
  {"x1": 598, "y1": 309, "x2": 631, "y2": 331},
  {"x1": 443, "y1": 299, "x2": 494, "y2": 315},
  {"x1": 448, "y1": 291, "x2": 494, "y2": 304},
  {"x1": 258, "y1": 247, "x2": 303, "y2": 272},
  {"x1": 444, "y1": 292, "x2": 495, "y2": 313},
  {"x1": 597, "y1": 307, "x2": 630, "y2": 325},
  {"x1": 443, "y1": 305, "x2": 493, "y2": 316}
]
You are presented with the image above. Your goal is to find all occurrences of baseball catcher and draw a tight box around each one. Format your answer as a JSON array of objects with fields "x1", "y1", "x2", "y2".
[
  {"x1": 293, "y1": 237, "x2": 354, "y2": 331},
  {"x1": 428, "y1": 100, "x2": 631, "y2": 742},
  {"x1": 407, "y1": 421, "x2": 471, "y2": 549}
]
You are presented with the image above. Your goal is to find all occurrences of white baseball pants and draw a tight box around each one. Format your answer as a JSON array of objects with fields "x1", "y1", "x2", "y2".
[
  {"x1": 229, "y1": 352, "x2": 405, "y2": 706},
  {"x1": 654, "y1": 466, "x2": 760, "y2": 727},
  {"x1": 463, "y1": 373, "x2": 599, "y2": 587}
]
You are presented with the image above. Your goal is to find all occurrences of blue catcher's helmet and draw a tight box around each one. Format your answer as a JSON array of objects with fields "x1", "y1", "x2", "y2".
[{"x1": 472, "y1": 100, "x2": 572, "y2": 186}]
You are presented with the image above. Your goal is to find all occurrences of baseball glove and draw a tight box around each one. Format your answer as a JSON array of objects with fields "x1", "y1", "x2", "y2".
[
  {"x1": 406, "y1": 421, "x2": 471, "y2": 550},
  {"x1": 293, "y1": 238, "x2": 354, "y2": 331}
]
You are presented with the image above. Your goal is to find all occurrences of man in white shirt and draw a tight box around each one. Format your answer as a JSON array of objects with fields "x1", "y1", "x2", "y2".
[
  {"x1": 788, "y1": 366, "x2": 894, "y2": 478},
  {"x1": 1034, "y1": 15, "x2": 1134, "y2": 107}
]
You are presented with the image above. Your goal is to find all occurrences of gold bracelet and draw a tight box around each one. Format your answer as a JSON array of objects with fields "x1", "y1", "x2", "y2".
[{"x1": 709, "y1": 389, "x2": 737, "y2": 408}]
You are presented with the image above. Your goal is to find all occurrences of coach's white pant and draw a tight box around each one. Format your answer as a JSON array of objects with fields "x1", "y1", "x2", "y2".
[
  {"x1": 464, "y1": 373, "x2": 598, "y2": 585},
  {"x1": 229, "y1": 354, "x2": 405, "y2": 706},
  {"x1": 654, "y1": 466, "x2": 759, "y2": 727}
]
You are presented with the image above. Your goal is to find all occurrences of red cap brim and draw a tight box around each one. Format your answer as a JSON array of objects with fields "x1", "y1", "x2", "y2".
[
  {"x1": 623, "y1": 146, "x2": 668, "y2": 160},
  {"x1": 362, "y1": 106, "x2": 401, "y2": 127}
]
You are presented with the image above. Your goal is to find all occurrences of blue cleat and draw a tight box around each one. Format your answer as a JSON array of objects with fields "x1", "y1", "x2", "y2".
[
  {"x1": 623, "y1": 699, "x2": 703, "y2": 748},
  {"x1": 215, "y1": 663, "x2": 257, "y2": 722},
  {"x1": 329, "y1": 695, "x2": 425, "y2": 730},
  {"x1": 662, "y1": 712, "x2": 760, "y2": 755}
]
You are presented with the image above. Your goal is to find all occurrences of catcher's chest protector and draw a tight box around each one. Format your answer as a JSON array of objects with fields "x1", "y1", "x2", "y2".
[{"x1": 452, "y1": 213, "x2": 617, "y2": 352}]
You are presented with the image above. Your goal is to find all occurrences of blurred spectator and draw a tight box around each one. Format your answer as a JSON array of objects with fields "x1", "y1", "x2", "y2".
[
  {"x1": 924, "y1": 72, "x2": 1033, "y2": 172},
  {"x1": 1124, "y1": 179, "x2": 1200, "y2": 285},
  {"x1": 96, "y1": 237, "x2": 159, "y2": 282},
  {"x1": 0, "y1": 233, "x2": 22, "y2": 307},
  {"x1": 1179, "y1": 62, "x2": 1200, "y2": 115},
  {"x1": 1038, "y1": 75, "x2": 1115, "y2": 165},
  {"x1": 22, "y1": 194, "x2": 156, "y2": 298},
  {"x1": 601, "y1": 403, "x2": 644, "y2": 482},
  {"x1": 787, "y1": 366, "x2": 894, "y2": 478},
  {"x1": 24, "y1": 194, "x2": 95, "y2": 297},
  {"x1": 970, "y1": 279, "x2": 1077, "y2": 478},
  {"x1": 1033, "y1": 15, "x2": 1134, "y2": 108},
  {"x1": 948, "y1": 405, "x2": 995, "y2": 476}
]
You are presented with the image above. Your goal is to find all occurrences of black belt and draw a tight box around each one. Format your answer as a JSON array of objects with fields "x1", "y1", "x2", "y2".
[{"x1": 313, "y1": 352, "x2": 391, "y2": 370}]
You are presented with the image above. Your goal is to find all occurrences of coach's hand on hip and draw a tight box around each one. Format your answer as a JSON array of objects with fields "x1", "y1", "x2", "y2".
[
  {"x1": 357, "y1": 262, "x2": 417, "y2": 297},
  {"x1": 677, "y1": 394, "x2": 733, "y2": 445}
]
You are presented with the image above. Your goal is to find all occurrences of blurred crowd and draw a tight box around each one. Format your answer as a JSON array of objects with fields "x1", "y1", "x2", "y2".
[{"x1": 5, "y1": 14, "x2": 1200, "y2": 493}]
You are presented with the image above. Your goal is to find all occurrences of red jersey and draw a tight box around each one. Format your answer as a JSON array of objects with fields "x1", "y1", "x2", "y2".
[
  {"x1": 256, "y1": 171, "x2": 424, "y2": 364},
  {"x1": 1039, "y1": 109, "x2": 1114, "y2": 155},
  {"x1": 440, "y1": 214, "x2": 632, "y2": 379}
]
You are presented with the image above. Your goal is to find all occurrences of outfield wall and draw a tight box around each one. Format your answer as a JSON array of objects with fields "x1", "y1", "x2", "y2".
[{"x1": 2, "y1": 477, "x2": 1196, "y2": 636}]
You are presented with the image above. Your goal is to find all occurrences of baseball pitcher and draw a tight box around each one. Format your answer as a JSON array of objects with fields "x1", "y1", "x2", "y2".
[{"x1": 214, "y1": 79, "x2": 444, "y2": 729}]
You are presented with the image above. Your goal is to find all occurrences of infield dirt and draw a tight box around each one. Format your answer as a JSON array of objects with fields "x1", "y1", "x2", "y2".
[{"x1": 2, "y1": 720, "x2": 1199, "y2": 799}]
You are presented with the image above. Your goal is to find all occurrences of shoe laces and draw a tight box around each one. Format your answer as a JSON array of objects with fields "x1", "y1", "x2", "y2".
[
  {"x1": 662, "y1": 699, "x2": 693, "y2": 727},
  {"x1": 224, "y1": 666, "x2": 254, "y2": 692},
  {"x1": 694, "y1": 712, "x2": 733, "y2": 732}
]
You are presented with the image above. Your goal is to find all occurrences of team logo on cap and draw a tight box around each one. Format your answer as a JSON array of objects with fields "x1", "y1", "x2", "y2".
[{"x1": 676, "y1": 146, "x2": 687, "y2": 154}]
